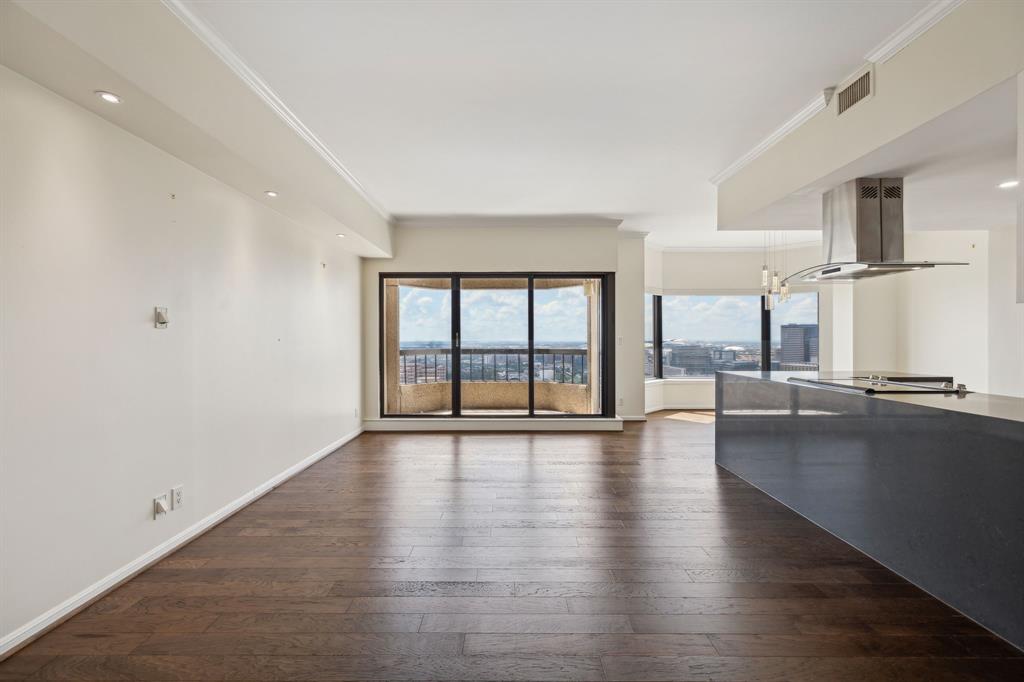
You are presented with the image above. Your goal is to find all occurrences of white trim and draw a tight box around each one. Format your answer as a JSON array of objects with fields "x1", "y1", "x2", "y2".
[
  {"x1": 617, "y1": 415, "x2": 648, "y2": 422},
  {"x1": 655, "y1": 240, "x2": 821, "y2": 254},
  {"x1": 395, "y1": 215, "x2": 623, "y2": 230},
  {"x1": 709, "y1": 93, "x2": 827, "y2": 186},
  {"x1": 0, "y1": 426, "x2": 363, "y2": 660},
  {"x1": 617, "y1": 230, "x2": 650, "y2": 240},
  {"x1": 364, "y1": 418, "x2": 622, "y2": 432},
  {"x1": 160, "y1": 0, "x2": 390, "y2": 221},
  {"x1": 865, "y1": 0, "x2": 966, "y2": 64}
]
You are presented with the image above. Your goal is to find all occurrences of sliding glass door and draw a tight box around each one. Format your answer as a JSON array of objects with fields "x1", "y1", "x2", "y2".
[
  {"x1": 380, "y1": 273, "x2": 612, "y2": 418},
  {"x1": 533, "y1": 277, "x2": 603, "y2": 416},
  {"x1": 381, "y1": 277, "x2": 453, "y2": 415},
  {"x1": 459, "y1": 277, "x2": 529, "y2": 415}
]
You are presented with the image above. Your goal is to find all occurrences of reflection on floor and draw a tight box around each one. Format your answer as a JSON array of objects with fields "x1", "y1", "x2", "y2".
[
  {"x1": 2, "y1": 411, "x2": 1021, "y2": 680},
  {"x1": 665, "y1": 409, "x2": 716, "y2": 424}
]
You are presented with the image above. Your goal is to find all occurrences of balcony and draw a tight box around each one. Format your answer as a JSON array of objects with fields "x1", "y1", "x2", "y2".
[{"x1": 395, "y1": 347, "x2": 595, "y2": 415}]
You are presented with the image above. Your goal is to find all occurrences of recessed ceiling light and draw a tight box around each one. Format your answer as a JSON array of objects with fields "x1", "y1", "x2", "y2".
[
  {"x1": 94, "y1": 90, "x2": 122, "y2": 104},
  {"x1": 998, "y1": 180, "x2": 1019, "y2": 189},
  {"x1": 264, "y1": 190, "x2": 278, "y2": 198},
  {"x1": 336, "y1": 233, "x2": 346, "y2": 238}
]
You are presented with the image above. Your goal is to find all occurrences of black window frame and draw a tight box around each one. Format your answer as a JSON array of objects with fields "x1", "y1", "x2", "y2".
[
  {"x1": 646, "y1": 293, "x2": 811, "y2": 378},
  {"x1": 379, "y1": 272, "x2": 615, "y2": 418}
]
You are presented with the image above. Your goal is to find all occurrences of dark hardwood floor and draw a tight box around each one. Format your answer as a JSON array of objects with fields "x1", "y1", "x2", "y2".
[{"x1": 3, "y1": 412, "x2": 1021, "y2": 680}]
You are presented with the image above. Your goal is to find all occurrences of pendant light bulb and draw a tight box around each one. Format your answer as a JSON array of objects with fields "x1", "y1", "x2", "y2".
[
  {"x1": 771, "y1": 271, "x2": 780, "y2": 295},
  {"x1": 761, "y1": 265, "x2": 769, "y2": 288},
  {"x1": 780, "y1": 281, "x2": 790, "y2": 302}
]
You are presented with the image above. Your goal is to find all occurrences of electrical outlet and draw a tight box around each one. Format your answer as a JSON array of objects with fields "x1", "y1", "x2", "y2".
[
  {"x1": 153, "y1": 494, "x2": 169, "y2": 519},
  {"x1": 618, "y1": 397, "x2": 624, "y2": 407},
  {"x1": 171, "y1": 485, "x2": 184, "y2": 509}
]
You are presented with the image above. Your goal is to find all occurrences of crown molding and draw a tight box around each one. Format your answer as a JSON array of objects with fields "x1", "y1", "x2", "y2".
[
  {"x1": 654, "y1": 239, "x2": 821, "y2": 254},
  {"x1": 709, "y1": 93, "x2": 828, "y2": 186},
  {"x1": 710, "y1": 0, "x2": 965, "y2": 188},
  {"x1": 160, "y1": 0, "x2": 390, "y2": 221},
  {"x1": 394, "y1": 214, "x2": 624, "y2": 230},
  {"x1": 866, "y1": 0, "x2": 966, "y2": 64}
]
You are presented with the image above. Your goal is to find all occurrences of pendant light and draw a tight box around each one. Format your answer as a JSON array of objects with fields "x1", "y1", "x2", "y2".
[
  {"x1": 762, "y1": 232, "x2": 771, "y2": 310},
  {"x1": 780, "y1": 232, "x2": 791, "y2": 302}
]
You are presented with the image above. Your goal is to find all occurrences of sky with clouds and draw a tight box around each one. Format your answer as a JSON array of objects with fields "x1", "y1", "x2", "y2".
[
  {"x1": 659, "y1": 293, "x2": 817, "y2": 344},
  {"x1": 398, "y1": 283, "x2": 593, "y2": 345},
  {"x1": 398, "y1": 284, "x2": 816, "y2": 346}
]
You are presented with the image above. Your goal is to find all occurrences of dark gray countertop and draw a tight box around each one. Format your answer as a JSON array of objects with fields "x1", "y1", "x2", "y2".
[{"x1": 719, "y1": 370, "x2": 1024, "y2": 424}]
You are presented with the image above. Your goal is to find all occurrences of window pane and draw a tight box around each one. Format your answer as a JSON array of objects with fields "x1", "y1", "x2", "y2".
[
  {"x1": 772, "y1": 291, "x2": 819, "y2": 371},
  {"x1": 660, "y1": 295, "x2": 762, "y2": 377},
  {"x1": 460, "y1": 278, "x2": 528, "y2": 415},
  {"x1": 644, "y1": 293, "x2": 654, "y2": 378},
  {"x1": 382, "y1": 277, "x2": 452, "y2": 415},
  {"x1": 534, "y1": 278, "x2": 602, "y2": 415}
]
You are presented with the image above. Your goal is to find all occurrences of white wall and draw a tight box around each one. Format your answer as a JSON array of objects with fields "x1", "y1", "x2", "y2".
[
  {"x1": 658, "y1": 245, "x2": 820, "y2": 293},
  {"x1": 849, "y1": 231, "x2": 992, "y2": 392},
  {"x1": 616, "y1": 235, "x2": 647, "y2": 418},
  {"x1": 360, "y1": 221, "x2": 645, "y2": 419},
  {"x1": 989, "y1": 226, "x2": 1024, "y2": 396},
  {"x1": 897, "y1": 232, "x2": 990, "y2": 390},
  {"x1": 0, "y1": 66, "x2": 363, "y2": 652}
]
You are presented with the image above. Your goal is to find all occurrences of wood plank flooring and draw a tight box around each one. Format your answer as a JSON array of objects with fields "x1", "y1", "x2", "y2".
[{"x1": 3, "y1": 411, "x2": 1021, "y2": 680}]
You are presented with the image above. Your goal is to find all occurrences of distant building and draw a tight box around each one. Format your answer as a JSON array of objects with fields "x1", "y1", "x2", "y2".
[
  {"x1": 667, "y1": 346, "x2": 713, "y2": 376},
  {"x1": 780, "y1": 324, "x2": 819, "y2": 364}
]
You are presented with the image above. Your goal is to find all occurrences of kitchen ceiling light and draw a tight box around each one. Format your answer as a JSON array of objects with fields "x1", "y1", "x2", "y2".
[
  {"x1": 336, "y1": 233, "x2": 346, "y2": 238},
  {"x1": 264, "y1": 190, "x2": 278, "y2": 198},
  {"x1": 94, "y1": 90, "x2": 122, "y2": 104},
  {"x1": 998, "y1": 180, "x2": 1019, "y2": 189}
]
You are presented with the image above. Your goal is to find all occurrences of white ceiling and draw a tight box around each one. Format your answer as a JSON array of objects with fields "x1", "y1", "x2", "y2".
[{"x1": 183, "y1": 0, "x2": 931, "y2": 248}]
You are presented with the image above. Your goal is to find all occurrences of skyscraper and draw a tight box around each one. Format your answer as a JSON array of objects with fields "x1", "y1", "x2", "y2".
[{"x1": 780, "y1": 324, "x2": 819, "y2": 364}]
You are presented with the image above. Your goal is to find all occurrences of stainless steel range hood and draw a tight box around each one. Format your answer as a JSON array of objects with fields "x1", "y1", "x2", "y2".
[{"x1": 783, "y1": 178, "x2": 966, "y2": 283}]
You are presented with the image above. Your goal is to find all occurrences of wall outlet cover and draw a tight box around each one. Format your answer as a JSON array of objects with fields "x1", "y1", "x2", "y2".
[{"x1": 171, "y1": 486, "x2": 183, "y2": 509}]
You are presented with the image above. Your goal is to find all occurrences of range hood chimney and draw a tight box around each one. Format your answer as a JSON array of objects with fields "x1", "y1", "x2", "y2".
[{"x1": 784, "y1": 177, "x2": 966, "y2": 283}]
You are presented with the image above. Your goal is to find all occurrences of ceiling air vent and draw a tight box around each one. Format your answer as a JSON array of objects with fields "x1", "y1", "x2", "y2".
[{"x1": 837, "y1": 70, "x2": 872, "y2": 116}]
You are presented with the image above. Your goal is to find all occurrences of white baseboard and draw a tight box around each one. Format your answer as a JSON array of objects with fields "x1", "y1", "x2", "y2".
[
  {"x1": 364, "y1": 418, "x2": 622, "y2": 432},
  {"x1": 617, "y1": 415, "x2": 648, "y2": 421},
  {"x1": 0, "y1": 426, "x2": 363, "y2": 660}
]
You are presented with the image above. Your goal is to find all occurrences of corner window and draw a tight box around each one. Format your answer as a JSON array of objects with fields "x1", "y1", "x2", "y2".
[
  {"x1": 644, "y1": 291, "x2": 818, "y2": 378},
  {"x1": 661, "y1": 295, "x2": 762, "y2": 376},
  {"x1": 644, "y1": 293, "x2": 655, "y2": 378}
]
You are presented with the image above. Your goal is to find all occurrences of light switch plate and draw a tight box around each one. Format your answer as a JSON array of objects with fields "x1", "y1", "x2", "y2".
[{"x1": 154, "y1": 307, "x2": 168, "y2": 329}]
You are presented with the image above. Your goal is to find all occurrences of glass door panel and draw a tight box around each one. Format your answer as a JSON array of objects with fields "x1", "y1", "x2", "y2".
[
  {"x1": 382, "y1": 277, "x2": 452, "y2": 415},
  {"x1": 533, "y1": 277, "x2": 602, "y2": 415},
  {"x1": 458, "y1": 277, "x2": 529, "y2": 415}
]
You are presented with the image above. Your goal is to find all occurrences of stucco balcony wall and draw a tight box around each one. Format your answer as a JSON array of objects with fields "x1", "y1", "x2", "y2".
[{"x1": 396, "y1": 381, "x2": 594, "y2": 414}]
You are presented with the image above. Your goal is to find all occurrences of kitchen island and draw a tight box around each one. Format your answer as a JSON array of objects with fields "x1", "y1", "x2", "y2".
[{"x1": 716, "y1": 370, "x2": 1024, "y2": 650}]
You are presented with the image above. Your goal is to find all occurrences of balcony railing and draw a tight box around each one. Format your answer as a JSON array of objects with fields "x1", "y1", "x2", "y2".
[{"x1": 399, "y1": 347, "x2": 588, "y2": 385}]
